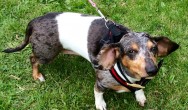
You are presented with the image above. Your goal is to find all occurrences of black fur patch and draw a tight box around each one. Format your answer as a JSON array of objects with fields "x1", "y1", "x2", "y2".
[{"x1": 87, "y1": 19, "x2": 130, "y2": 66}]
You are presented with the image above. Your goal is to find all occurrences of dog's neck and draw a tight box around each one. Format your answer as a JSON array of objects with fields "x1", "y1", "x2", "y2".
[{"x1": 113, "y1": 61, "x2": 140, "y2": 83}]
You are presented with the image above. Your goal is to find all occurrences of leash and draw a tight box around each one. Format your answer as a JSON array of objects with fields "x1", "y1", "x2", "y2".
[
  {"x1": 89, "y1": 0, "x2": 129, "y2": 71},
  {"x1": 88, "y1": 0, "x2": 108, "y2": 22},
  {"x1": 88, "y1": 0, "x2": 128, "y2": 48}
]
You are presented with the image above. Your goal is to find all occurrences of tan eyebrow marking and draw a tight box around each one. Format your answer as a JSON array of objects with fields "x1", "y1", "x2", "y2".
[
  {"x1": 147, "y1": 41, "x2": 154, "y2": 49},
  {"x1": 131, "y1": 43, "x2": 139, "y2": 51}
]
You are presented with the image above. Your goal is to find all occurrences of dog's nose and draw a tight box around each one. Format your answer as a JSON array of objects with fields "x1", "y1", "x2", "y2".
[
  {"x1": 145, "y1": 65, "x2": 158, "y2": 76},
  {"x1": 145, "y1": 59, "x2": 158, "y2": 76}
]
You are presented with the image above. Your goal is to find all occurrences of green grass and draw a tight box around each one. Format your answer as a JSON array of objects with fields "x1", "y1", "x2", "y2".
[{"x1": 0, "y1": 0, "x2": 188, "y2": 109}]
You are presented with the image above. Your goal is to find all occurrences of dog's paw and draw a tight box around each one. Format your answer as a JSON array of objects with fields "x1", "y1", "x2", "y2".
[
  {"x1": 135, "y1": 89, "x2": 146, "y2": 107},
  {"x1": 94, "y1": 90, "x2": 107, "y2": 110},
  {"x1": 95, "y1": 100, "x2": 106, "y2": 110},
  {"x1": 137, "y1": 97, "x2": 146, "y2": 107},
  {"x1": 33, "y1": 73, "x2": 45, "y2": 82},
  {"x1": 38, "y1": 73, "x2": 45, "y2": 82}
]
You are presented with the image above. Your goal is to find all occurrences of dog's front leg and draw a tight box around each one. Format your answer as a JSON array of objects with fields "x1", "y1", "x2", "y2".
[
  {"x1": 94, "y1": 82, "x2": 106, "y2": 110},
  {"x1": 135, "y1": 89, "x2": 146, "y2": 107}
]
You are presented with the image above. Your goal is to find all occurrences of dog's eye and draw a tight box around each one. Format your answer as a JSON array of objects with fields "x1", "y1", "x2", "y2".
[
  {"x1": 126, "y1": 49, "x2": 138, "y2": 60},
  {"x1": 150, "y1": 46, "x2": 158, "y2": 53},
  {"x1": 128, "y1": 49, "x2": 137, "y2": 54}
]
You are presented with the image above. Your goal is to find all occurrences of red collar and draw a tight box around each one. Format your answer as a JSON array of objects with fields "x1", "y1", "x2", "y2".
[{"x1": 110, "y1": 62, "x2": 144, "y2": 92}]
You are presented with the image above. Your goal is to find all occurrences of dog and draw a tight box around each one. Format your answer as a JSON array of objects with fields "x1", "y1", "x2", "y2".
[{"x1": 3, "y1": 12, "x2": 179, "y2": 110}]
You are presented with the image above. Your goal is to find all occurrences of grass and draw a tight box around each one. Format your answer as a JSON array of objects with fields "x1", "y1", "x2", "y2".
[{"x1": 0, "y1": 0, "x2": 187, "y2": 109}]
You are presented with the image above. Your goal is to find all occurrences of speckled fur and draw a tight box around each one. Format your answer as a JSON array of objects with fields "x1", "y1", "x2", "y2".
[{"x1": 29, "y1": 13, "x2": 62, "y2": 64}]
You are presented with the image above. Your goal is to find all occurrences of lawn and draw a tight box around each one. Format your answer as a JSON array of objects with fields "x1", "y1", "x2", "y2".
[{"x1": 0, "y1": 0, "x2": 188, "y2": 110}]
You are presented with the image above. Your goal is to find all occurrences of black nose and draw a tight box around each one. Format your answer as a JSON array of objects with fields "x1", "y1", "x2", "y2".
[
  {"x1": 145, "y1": 65, "x2": 158, "y2": 76},
  {"x1": 145, "y1": 59, "x2": 158, "y2": 76}
]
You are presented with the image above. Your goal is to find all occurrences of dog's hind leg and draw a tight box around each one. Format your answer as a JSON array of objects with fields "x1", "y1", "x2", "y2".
[{"x1": 30, "y1": 54, "x2": 45, "y2": 82}]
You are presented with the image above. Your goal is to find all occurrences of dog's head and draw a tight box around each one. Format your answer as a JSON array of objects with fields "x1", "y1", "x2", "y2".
[{"x1": 97, "y1": 32, "x2": 179, "y2": 79}]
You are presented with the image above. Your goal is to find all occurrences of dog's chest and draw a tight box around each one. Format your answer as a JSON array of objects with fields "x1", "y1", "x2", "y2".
[{"x1": 56, "y1": 13, "x2": 100, "y2": 61}]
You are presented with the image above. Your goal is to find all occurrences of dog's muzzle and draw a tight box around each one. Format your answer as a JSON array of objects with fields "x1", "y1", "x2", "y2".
[{"x1": 148, "y1": 59, "x2": 164, "y2": 76}]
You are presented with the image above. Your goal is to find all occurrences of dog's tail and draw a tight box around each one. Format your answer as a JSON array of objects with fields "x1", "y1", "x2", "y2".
[{"x1": 2, "y1": 24, "x2": 32, "y2": 53}]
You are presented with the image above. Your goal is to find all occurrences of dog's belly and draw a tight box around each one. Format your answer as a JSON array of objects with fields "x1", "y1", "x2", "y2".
[{"x1": 56, "y1": 12, "x2": 100, "y2": 61}]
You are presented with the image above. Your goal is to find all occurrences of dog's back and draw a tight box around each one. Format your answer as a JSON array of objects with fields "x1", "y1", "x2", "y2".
[
  {"x1": 3, "y1": 12, "x2": 102, "y2": 62},
  {"x1": 56, "y1": 12, "x2": 101, "y2": 61}
]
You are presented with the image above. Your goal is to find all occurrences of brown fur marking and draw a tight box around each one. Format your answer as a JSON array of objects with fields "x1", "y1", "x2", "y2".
[
  {"x1": 157, "y1": 43, "x2": 168, "y2": 56},
  {"x1": 62, "y1": 49, "x2": 79, "y2": 55},
  {"x1": 131, "y1": 43, "x2": 139, "y2": 51},
  {"x1": 147, "y1": 41, "x2": 154, "y2": 49},
  {"x1": 30, "y1": 54, "x2": 43, "y2": 80},
  {"x1": 110, "y1": 85, "x2": 130, "y2": 92},
  {"x1": 147, "y1": 41, "x2": 158, "y2": 65},
  {"x1": 122, "y1": 55, "x2": 147, "y2": 78}
]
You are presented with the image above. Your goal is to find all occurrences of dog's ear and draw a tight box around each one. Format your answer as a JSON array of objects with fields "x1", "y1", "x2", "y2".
[
  {"x1": 97, "y1": 43, "x2": 121, "y2": 70},
  {"x1": 152, "y1": 36, "x2": 179, "y2": 57}
]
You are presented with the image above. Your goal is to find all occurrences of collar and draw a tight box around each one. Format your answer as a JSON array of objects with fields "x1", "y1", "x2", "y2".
[
  {"x1": 110, "y1": 61, "x2": 145, "y2": 92},
  {"x1": 114, "y1": 62, "x2": 139, "y2": 83},
  {"x1": 109, "y1": 59, "x2": 164, "y2": 92}
]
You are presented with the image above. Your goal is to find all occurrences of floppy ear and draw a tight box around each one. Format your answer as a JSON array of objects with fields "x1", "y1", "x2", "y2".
[
  {"x1": 152, "y1": 36, "x2": 179, "y2": 57},
  {"x1": 97, "y1": 43, "x2": 121, "y2": 70}
]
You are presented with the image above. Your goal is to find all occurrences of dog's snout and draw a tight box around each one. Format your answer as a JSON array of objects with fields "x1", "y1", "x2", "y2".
[
  {"x1": 145, "y1": 59, "x2": 158, "y2": 76},
  {"x1": 145, "y1": 65, "x2": 158, "y2": 76}
]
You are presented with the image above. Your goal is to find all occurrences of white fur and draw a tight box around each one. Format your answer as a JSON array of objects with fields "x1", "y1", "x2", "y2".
[
  {"x1": 135, "y1": 89, "x2": 146, "y2": 106},
  {"x1": 38, "y1": 75, "x2": 45, "y2": 82},
  {"x1": 56, "y1": 12, "x2": 100, "y2": 61},
  {"x1": 114, "y1": 63, "x2": 140, "y2": 83},
  {"x1": 94, "y1": 89, "x2": 106, "y2": 110}
]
